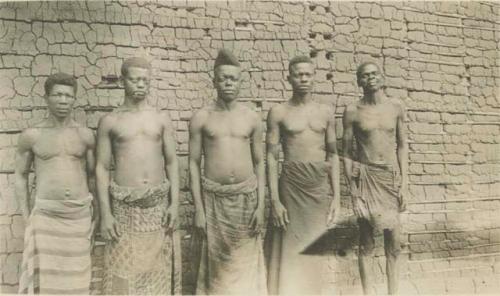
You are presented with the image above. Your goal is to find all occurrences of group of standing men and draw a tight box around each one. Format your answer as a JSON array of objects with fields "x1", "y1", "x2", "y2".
[{"x1": 15, "y1": 49, "x2": 407, "y2": 295}]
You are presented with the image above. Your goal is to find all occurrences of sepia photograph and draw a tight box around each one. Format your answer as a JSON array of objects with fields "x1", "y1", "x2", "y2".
[{"x1": 0, "y1": 0, "x2": 499, "y2": 295}]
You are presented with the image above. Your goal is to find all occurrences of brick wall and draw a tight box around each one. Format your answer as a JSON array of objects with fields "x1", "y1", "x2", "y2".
[{"x1": 0, "y1": 1, "x2": 499, "y2": 294}]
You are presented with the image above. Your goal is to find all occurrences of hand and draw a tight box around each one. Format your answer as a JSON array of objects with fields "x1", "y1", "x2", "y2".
[
  {"x1": 326, "y1": 197, "x2": 341, "y2": 226},
  {"x1": 349, "y1": 182, "x2": 364, "y2": 218},
  {"x1": 194, "y1": 209, "x2": 207, "y2": 235},
  {"x1": 398, "y1": 184, "x2": 408, "y2": 212},
  {"x1": 249, "y1": 206, "x2": 265, "y2": 235},
  {"x1": 163, "y1": 204, "x2": 179, "y2": 231},
  {"x1": 90, "y1": 217, "x2": 99, "y2": 247},
  {"x1": 271, "y1": 200, "x2": 289, "y2": 230},
  {"x1": 100, "y1": 214, "x2": 120, "y2": 242}
]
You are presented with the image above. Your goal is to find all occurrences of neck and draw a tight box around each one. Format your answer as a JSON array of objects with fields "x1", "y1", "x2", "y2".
[
  {"x1": 123, "y1": 95, "x2": 148, "y2": 110},
  {"x1": 291, "y1": 92, "x2": 312, "y2": 105},
  {"x1": 363, "y1": 89, "x2": 385, "y2": 105},
  {"x1": 47, "y1": 114, "x2": 72, "y2": 128},
  {"x1": 215, "y1": 98, "x2": 237, "y2": 111}
]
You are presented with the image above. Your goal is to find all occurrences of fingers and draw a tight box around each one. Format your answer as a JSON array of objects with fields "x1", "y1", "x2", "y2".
[{"x1": 249, "y1": 213, "x2": 257, "y2": 228}]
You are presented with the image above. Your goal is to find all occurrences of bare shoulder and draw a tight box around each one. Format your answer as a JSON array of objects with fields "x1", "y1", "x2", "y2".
[
  {"x1": 76, "y1": 125, "x2": 95, "y2": 146},
  {"x1": 315, "y1": 102, "x2": 335, "y2": 118},
  {"x1": 344, "y1": 102, "x2": 358, "y2": 116},
  {"x1": 268, "y1": 103, "x2": 286, "y2": 122},
  {"x1": 237, "y1": 104, "x2": 260, "y2": 121},
  {"x1": 190, "y1": 107, "x2": 210, "y2": 129},
  {"x1": 387, "y1": 98, "x2": 405, "y2": 117},
  {"x1": 97, "y1": 112, "x2": 118, "y2": 131},
  {"x1": 18, "y1": 127, "x2": 39, "y2": 149}
]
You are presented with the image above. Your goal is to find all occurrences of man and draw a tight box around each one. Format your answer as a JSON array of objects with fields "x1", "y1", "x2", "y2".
[
  {"x1": 343, "y1": 62, "x2": 407, "y2": 294},
  {"x1": 16, "y1": 73, "x2": 95, "y2": 294},
  {"x1": 96, "y1": 57, "x2": 181, "y2": 295},
  {"x1": 266, "y1": 55, "x2": 341, "y2": 295},
  {"x1": 189, "y1": 49, "x2": 267, "y2": 294}
]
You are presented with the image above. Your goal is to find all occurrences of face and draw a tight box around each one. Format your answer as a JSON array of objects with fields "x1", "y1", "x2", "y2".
[
  {"x1": 214, "y1": 65, "x2": 242, "y2": 102},
  {"x1": 45, "y1": 84, "x2": 76, "y2": 119},
  {"x1": 288, "y1": 63, "x2": 315, "y2": 94},
  {"x1": 357, "y1": 63, "x2": 384, "y2": 92},
  {"x1": 123, "y1": 67, "x2": 151, "y2": 101}
]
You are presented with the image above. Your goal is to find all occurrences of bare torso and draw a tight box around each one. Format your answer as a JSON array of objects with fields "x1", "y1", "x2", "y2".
[
  {"x1": 278, "y1": 101, "x2": 330, "y2": 162},
  {"x1": 30, "y1": 124, "x2": 91, "y2": 200},
  {"x1": 351, "y1": 100, "x2": 400, "y2": 165},
  {"x1": 201, "y1": 104, "x2": 257, "y2": 184},
  {"x1": 108, "y1": 109, "x2": 167, "y2": 186}
]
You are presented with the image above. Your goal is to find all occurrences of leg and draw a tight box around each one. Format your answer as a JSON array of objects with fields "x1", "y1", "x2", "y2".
[
  {"x1": 358, "y1": 219, "x2": 375, "y2": 295},
  {"x1": 384, "y1": 226, "x2": 401, "y2": 294}
]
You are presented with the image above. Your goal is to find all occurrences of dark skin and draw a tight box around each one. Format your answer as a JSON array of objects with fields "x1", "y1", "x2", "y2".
[
  {"x1": 266, "y1": 62, "x2": 341, "y2": 230},
  {"x1": 96, "y1": 66, "x2": 180, "y2": 242},
  {"x1": 343, "y1": 63, "x2": 408, "y2": 294},
  {"x1": 15, "y1": 83, "x2": 97, "y2": 239},
  {"x1": 189, "y1": 65, "x2": 265, "y2": 236}
]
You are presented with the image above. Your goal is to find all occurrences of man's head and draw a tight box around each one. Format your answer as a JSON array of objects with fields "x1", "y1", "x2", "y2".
[
  {"x1": 213, "y1": 49, "x2": 242, "y2": 103},
  {"x1": 288, "y1": 55, "x2": 315, "y2": 95},
  {"x1": 121, "y1": 57, "x2": 152, "y2": 101},
  {"x1": 44, "y1": 72, "x2": 77, "y2": 119},
  {"x1": 356, "y1": 62, "x2": 384, "y2": 92}
]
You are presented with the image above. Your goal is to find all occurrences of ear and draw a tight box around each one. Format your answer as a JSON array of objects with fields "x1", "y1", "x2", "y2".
[{"x1": 119, "y1": 76, "x2": 124, "y2": 88}]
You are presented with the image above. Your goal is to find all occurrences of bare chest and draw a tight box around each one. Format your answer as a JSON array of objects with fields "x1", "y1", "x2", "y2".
[
  {"x1": 354, "y1": 107, "x2": 397, "y2": 134},
  {"x1": 112, "y1": 115, "x2": 163, "y2": 143},
  {"x1": 33, "y1": 129, "x2": 87, "y2": 160},
  {"x1": 281, "y1": 109, "x2": 327, "y2": 135},
  {"x1": 203, "y1": 114, "x2": 253, "y2": 139}
]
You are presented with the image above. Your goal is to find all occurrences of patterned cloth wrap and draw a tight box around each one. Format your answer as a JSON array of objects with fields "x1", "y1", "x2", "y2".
[
  {"x1": 103, "y1": 180, "x2": 181, "y2": 295},
  {"x1": 267, "y1": 161, "x2": 332, "y2": 295},
  {"x1": 18, "y1": 195, "x2": 93, "y2": 294},
  {"x1": 196, "y1": 175, "x2": 267, "y2": 295},
  {"x1": 353, "y1": 162, "x2": 401, "y2": 233}
]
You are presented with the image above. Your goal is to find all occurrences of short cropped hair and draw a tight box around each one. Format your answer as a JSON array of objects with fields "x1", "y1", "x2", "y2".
[
  {"x1": 288, "y1": 55, "x2": 314, "y2": 74},
  {"x1": 356, "y1": 62, "x2": 381, "y2": 81},
  {"x1": 121, "y1": 57, "x2": 152, "y2": 77},
  {"x1": 44, "y1": 72, "x2": 77, "y2": 95}
]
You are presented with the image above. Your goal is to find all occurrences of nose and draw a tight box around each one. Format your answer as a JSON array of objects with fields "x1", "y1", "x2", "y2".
[{"x1": 59, "y1": 95, "x2": 69, "y2": 104}]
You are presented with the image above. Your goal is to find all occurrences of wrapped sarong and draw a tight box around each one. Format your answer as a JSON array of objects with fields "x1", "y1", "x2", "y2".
[
  {"x1": 354, "y1": 163, "x2": 401, "y2": 232},
  {"x1": 196, "y1": 175, "x2": 267, "y2": 295},
  {"x1": 267, "y1": 161, "x2": 332, "y2": 295},
  {"x1": 18, "y1": 195, "x2": 93, "y2": 294},
  {"x1": 103, "y1": 180, "x2": 181, "y2": 295}
]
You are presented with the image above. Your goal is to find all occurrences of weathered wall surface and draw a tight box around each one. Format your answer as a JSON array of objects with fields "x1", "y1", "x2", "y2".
[{"x1": 0, "y1": 1, "x2": 499, "y2": 294}]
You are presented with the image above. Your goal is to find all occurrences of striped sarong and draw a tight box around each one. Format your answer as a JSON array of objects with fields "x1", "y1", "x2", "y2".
[
  {"x1": 103, "y1": 180, "x2": 182, "y2": 295},
  {"x1": 196, "y1": 175, "x2": 267, "y2": 295},
  {"x1": 267, "y1": 161, "x2": 332, "y2": 295},
  {"x1": 354, "y1": 162, "x2": 401, "y2": 232},
  {"x1": 18, "y1": 195, "x2": 93, "y2": 294}
]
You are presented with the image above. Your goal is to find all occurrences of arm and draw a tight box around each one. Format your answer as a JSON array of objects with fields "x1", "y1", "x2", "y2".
[
  {"x1": 325, "y1": 107, "x2": 341, "y2": 225},
  {"x1": 189, "y1": 111, "x2": 206, "y2": 234},
  {"x1": 396, "y1": 103, "x2": 408, "y2": 211},
  {"x1": 83, "y1": 129, "x2": 98, "y2": 215},
  {"x1": 14, "y1": 130, "x2": 35, "y2": 222},
  {"x1": 250, "y1": 112, "x2": 265, "y2": 233},
  {"x1": 83, "y1": 128, "x2": 98, "y2": 244},
  {"x1": 343, "y1": 106, "x2": 362, "y2": 217},
  {"x1": 342, "y1": 106, "x2": 356, "y2": 192},
  {"x1": 266, "y1": 106, "x2": 289, "y2": 229},
  {"x1": 95, "y1": 115, "x2": 119, "y2": 241},
  {"x1": 162, "y1": 113, "x2": 180, "y2": 230}
]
